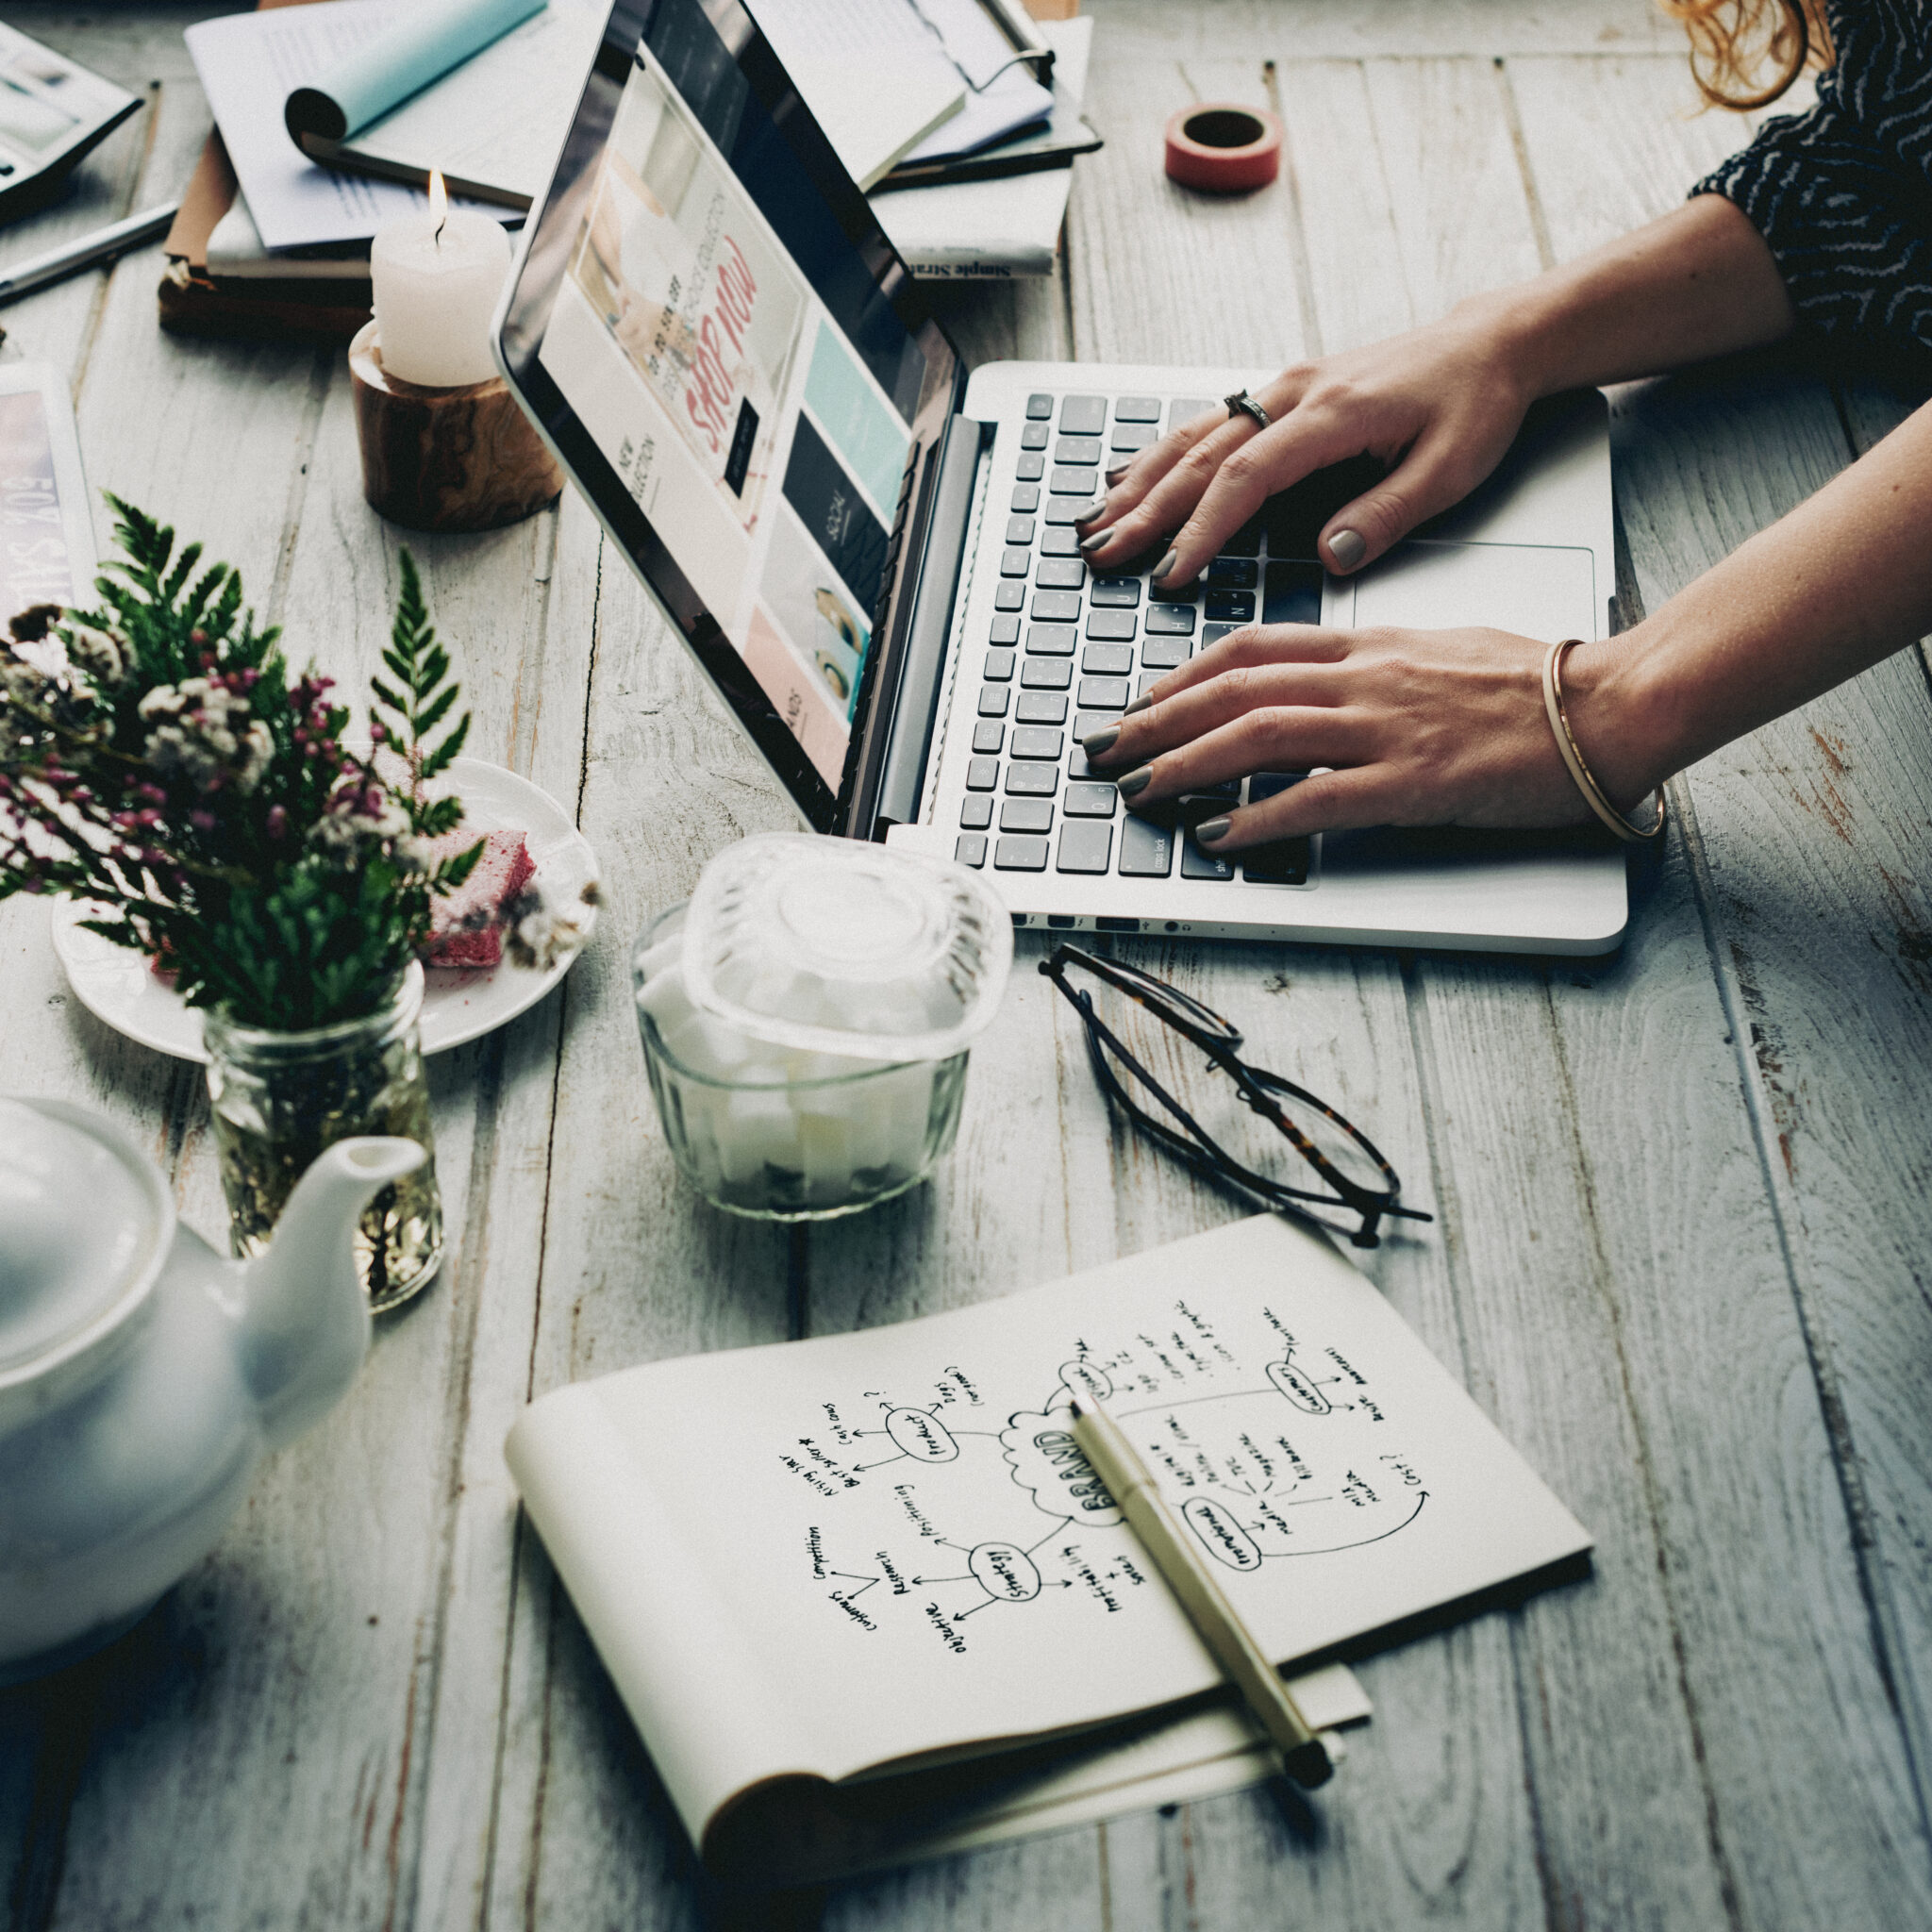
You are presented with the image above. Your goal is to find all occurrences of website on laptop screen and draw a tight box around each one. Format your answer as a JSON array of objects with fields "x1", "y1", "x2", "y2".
[{"x1": 536, "y1": 0, "x2": 928, "y2": 791}]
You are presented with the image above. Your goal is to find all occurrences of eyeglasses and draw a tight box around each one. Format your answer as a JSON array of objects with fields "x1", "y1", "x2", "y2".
[{"x1": 1040, "y1": 943, "x2": 1431, "y2": 1249}]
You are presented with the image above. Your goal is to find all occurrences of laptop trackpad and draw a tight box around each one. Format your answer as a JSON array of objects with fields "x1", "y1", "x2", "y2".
[
  {"x1": 1323, "y1": 539, "x2": 1621, "y2": 883},
  {"x1": 1338, "y1": 539, "x2": 1600, "y2": 641}
]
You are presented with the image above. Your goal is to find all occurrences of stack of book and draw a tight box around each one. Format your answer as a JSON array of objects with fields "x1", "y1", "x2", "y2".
[
  {"x1": 163, "y1": 0, "x2": 598, "y2": 341},
  {"x1": 762, "y1": 0, "x2": 1101, "y2": 279},
  {"x1": 159, "y1": 0, "x2": 1098, "y2": 341}
]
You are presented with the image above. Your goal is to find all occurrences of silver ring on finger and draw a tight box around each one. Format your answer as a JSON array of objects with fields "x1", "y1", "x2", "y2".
[{"x1": 1224, "y1": 388, "x2": 1271, "y2": 431}]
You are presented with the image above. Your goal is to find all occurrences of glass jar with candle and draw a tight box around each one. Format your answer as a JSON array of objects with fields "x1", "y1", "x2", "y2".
[{"x1": 631, "y1": 838, "x2": 1012, "y2": 1221}]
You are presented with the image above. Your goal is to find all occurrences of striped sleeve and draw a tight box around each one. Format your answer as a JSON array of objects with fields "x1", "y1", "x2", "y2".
[{"x1": 1694, "y1": 103, "x2": 1932, "y2": 374}]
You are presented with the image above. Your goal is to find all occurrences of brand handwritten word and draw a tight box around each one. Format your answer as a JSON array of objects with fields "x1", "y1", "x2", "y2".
[
  {"x1": 1031, "y1": 1429, "x2": 1116, "y2": 1513},
  {"x1": 684, "y1": 235, "x2": 757, "y2": 458}
]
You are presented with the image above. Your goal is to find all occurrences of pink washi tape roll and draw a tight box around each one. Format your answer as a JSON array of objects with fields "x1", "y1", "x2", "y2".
[{"x1": 1163, "y1": 104, "x2": 1282, "y2": 193}]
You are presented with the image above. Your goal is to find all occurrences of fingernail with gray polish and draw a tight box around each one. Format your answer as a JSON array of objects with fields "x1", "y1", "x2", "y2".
[
  {"x1": 1106, "y1": 462, "x2": 1130, "y2": 485},
  {"x1": 1117, "y1": 765, "x2": 1153, "y2": 799},
  {"x1": 1193, "y1": 816, "x2": 1232, "y2": 844},
  {"x1": 1149, "y1": 549, "x2": 1178, "y2": 585},
  {"x1": 1074, "y1": 498, "x2": 1108, "y2": 524},
  {"x1": 1082, "y1": 724, "x2": 1121, "y2": 759},
  {"x1": 1327, "y1": 527, "x2": 1367, "y2": 569},
  {"x1": 1078, "y1": 530, "x2": 1110, "y2": 555},
  {"x1": 1123, "y1": 694, "x2": 1152, "y2": 716}
]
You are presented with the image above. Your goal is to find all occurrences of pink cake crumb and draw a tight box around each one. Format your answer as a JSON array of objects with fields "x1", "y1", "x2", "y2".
[{"x1": 424, "y1": 825, "x2": 536, "y2": 969}]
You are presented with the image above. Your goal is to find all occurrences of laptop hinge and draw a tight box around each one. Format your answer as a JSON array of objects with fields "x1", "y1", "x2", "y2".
[{"x1": 870, "y1": 412, "x2": 992, "y2": 838}]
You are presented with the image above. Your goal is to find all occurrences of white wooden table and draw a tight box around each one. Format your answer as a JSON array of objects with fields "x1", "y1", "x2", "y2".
[{"x1": 5, "y1": 5, "x2": 1932, "y2": 1926}]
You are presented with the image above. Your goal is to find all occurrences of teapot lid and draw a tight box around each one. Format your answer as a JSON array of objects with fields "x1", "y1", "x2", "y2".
[{"x1": 0, "y1": 1099, "x2": 168, "y2": 1377}]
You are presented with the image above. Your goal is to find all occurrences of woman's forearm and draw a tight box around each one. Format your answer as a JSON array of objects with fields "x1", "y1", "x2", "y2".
[
  {"x1": 1574, "y1": 396, "x2": 1932, "y2": 802},
  {"x1": 1475, "y1": 194, "x2": 1798, "y2": 398}
]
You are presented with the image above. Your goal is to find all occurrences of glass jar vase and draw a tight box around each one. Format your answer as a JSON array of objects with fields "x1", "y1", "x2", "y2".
[{"x1": 203, "y1": 961, "x2": 443, "y2": 1312}]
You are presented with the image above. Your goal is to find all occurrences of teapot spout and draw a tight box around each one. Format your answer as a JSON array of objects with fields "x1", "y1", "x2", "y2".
[{"x1": 236, "y1": 1138, "x2": 425, "y2": 1447}]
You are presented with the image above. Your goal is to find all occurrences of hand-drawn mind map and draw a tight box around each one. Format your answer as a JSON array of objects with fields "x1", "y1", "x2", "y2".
[{"x1": 783, "y1": 1298, "x2": 1430, "y2": 1648}]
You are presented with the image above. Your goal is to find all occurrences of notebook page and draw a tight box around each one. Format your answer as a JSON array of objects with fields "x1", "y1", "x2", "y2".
[
  {"x1": 507, "y1": 1214, "x2": 1590, "y2": 1833},
  {"x1": 341, "y1": 0, "x2": 605, "y2": 202}
]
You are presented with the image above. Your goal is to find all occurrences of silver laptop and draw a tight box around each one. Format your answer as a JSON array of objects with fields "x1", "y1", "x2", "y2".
[{"x1": 497, "y1": 0, "x2": 1629, "y2": 957}]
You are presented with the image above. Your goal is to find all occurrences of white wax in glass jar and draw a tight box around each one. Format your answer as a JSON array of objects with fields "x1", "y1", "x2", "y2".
[
  {"x1": 369, "y1": 175, "x2": 511, "y2": 389},
  {"x1": 634, "y1": 956, "x2": 939, "y2": 1209}
]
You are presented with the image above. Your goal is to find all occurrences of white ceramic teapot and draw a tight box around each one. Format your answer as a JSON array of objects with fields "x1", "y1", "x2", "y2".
[{"x1": 0, "y1": 1096, "x2": 424, "y2": 1682}]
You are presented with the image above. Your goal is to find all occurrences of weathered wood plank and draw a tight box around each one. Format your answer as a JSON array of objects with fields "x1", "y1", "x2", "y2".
[
  {"x1": 8, "y1": 13, "x2": 1930, "y2": 1932},
  {"x1": 1615, "y1": 358, "x2": 1932, "y2": 1820},
  {"x1": 1496, "y1": 48, "x2": 1932, "y2": 1926},
  {"x1": 830, "y1": 37, "x2": 1543, "y2": 1932},
  {"x1": 482, "y1": 498, "x2": 810, "y2": 1930},
  {"x1": 1069, "y1": 48, "x2": 1305, "y2": 369},
  {"x1": 20, "y1": 180, "x2": 574, "y2": 1932},
  {"x1": 1091, "y1": 0, "x2": 1677, "y2": 61},
  {"x1": 1287, "y1": 42, "x2": 1932, "y2": 1932}
]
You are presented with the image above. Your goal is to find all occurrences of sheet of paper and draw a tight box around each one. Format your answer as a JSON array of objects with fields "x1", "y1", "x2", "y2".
[
  {"x1": 184, "y1": 3, "x2": 531, "y2": 247},
  {"x1": 841, "y1": 1665, "x2": 1371, "y2": 1877},
  {"x1": 750, "y1": 0, "x2": 965, "y2": 191},
  {"x1": 507, "y1": 1215, "x2": 1591, "y2": 1853}
]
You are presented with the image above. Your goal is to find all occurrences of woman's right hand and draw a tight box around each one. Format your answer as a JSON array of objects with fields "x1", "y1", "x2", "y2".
[{"x1": 1076, "y1": 296, "x2": 1541, "y2": 588}]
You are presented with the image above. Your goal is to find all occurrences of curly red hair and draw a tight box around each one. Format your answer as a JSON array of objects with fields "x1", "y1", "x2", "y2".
[{"x1": 1657, "y1": 0, "x2": 1836, "y2": 108}]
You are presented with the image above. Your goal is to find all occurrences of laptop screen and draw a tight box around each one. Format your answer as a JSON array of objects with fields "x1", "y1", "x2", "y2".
[{"x1": 498, "y1": 0, "x2": 962, "y2": 832}]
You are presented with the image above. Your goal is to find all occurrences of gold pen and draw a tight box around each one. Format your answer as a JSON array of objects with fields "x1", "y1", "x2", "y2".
[{"x1": 1070, "y1": 1394, "x2": 1338, "y2": 1790}]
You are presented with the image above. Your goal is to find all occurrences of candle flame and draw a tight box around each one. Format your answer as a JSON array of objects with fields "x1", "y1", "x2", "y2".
[{"x1": 427, "y1": 167, "x2": 448, "y2": 242}]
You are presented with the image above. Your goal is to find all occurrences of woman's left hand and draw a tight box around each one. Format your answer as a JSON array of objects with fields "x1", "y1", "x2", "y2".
[{"x1": 1079, "y1": 624, "x2": 1657, "y2": 848}]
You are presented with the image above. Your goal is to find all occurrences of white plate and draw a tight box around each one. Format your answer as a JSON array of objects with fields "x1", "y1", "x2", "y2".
[{"x1": 50, "y1": 759, "x2": 598, "y2": 1062}]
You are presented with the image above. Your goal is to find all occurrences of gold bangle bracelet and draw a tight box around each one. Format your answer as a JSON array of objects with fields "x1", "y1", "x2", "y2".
[{"x1": 1540, "y1": 639, "x2": 1666, "y2": 844}]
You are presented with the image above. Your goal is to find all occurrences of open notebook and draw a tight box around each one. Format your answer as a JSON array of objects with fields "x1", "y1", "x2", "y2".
[{"x1": 506, "y1": 1216, "x2": 1591, "y2": 1882}]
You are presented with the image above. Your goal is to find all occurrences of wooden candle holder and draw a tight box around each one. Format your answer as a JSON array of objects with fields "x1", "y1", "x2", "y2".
[{"x1": 349, "y1": 321, "x2": 563, "y2": 534}]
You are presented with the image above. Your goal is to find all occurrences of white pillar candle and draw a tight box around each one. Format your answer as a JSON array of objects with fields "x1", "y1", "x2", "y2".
[{"x1": 369, "y1": 171, "x2": 511, "y2": 389}]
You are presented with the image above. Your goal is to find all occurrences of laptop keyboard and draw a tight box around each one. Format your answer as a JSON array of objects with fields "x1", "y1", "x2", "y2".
[{"x1": 952, "y1": 391, "x2": 1319, "y2": 889}]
